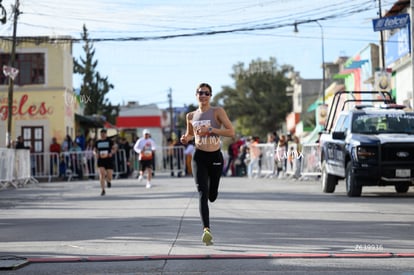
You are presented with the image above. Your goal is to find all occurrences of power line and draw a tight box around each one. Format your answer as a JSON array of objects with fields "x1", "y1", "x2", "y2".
[
  {"x1": 7, "y1": 0, "x2": 390, "y2": 44},
  {"x1": 0, "y1": 4, "x2": 382, "y2": 45}
]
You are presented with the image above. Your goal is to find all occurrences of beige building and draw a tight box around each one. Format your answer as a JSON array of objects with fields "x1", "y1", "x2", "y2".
[{"x1": 0, "y1": 36, "x2": 80, "y2": 152}]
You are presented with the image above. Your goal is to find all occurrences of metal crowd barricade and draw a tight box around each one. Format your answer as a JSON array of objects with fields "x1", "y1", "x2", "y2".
[
  {"x1": 5, "y1": 145, "x2": 196, "y2": 182},
  {"x1": 31, "y1": 152, "x2": 60, "y2": 182},
  {"x1": 113, "y1": 149, "x2": 127, "y2": 179},
  {"x1": 0, "y1": 148, "x2": 15, "y2": 189},
  {"x1": 14, "y1": 149, "x2": 37, "y2": 187},
  {"x1": 284, "y1": 142, "x2": 299, "y2": 177},
  {"x1": 27, "y1": 149, "x2": 128, "y2": 182},
  {"x1": 160, "y1": 145, "x2": 186, "y2": 176},
  {"x1": 130, "y1": 145, "x2": 186, "y2": 177},
  {"x1": 249, "y1": 143, "x2": 301, "y2": 179},
  {"x1": 61, "y1": 151, "x2": 87, "y2": 181},
  {"x1": 251, "y1": 144, "x2": 276, "y2": 178},
  {"x1": 61, "y1": 149, "x2": 127, "y2": 182},
  {"x1": 300, "y1": 143, "x2": 321, "y2": 177}
]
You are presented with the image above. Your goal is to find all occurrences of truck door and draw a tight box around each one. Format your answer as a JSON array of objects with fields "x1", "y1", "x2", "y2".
[{"x1": 329, "y1": 114, "x2": 349, "y2": 177}]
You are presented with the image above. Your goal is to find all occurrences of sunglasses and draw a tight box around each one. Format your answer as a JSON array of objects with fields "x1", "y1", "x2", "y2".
[{"x1": 197, "y1": 91, "x2": 211, "y2": 96}]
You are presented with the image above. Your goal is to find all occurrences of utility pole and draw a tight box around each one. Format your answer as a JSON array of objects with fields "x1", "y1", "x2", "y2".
[
  {"x1": 6, "y1": 0, "x2": 20, "y2": 147},
  {"x1": 411, "y1": 0, "x2": 414, "y2": 108},
  {"x1": 168, "y1": 88, "x2": 174, "y2": 138},
  {"x1": 315, "y1": 20, "x2": 326, "y2": 104},
  {"x1": 378, "y1": 0, "x2": 386, "y2": 69}
]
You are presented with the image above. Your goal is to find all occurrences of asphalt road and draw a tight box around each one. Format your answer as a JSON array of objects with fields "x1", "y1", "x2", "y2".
[{"x1": 0, "y1": 174, "x2": 413, "y2": 274}]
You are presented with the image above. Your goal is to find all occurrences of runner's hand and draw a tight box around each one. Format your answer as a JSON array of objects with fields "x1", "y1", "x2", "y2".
[{"x1": 180, "y1": 135, "x2": 188, "y2": 144}]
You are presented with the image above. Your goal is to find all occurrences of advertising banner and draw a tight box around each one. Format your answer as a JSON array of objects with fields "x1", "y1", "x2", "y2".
[{"x1": 372, "y1": 13, "x2": 409, "y2": 32}]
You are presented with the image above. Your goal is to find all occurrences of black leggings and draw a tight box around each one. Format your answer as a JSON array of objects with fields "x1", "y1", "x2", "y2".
[{"x1": 192, "y1": 149, "x2": 224, "y2": 229}]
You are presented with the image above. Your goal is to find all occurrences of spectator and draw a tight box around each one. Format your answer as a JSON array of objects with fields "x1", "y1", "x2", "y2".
[
  {"x1": 62, "y1": 135, "x2": 72, "y2": 152},
  {"x1": 266, "y1": 132, "x2": 277, "y2": 176},
  {"x1": 293, "y1": 135, "x2": 303, "y2": 179},
  {"x1": 222, "y1": 140, "x2": 235, "y2": 176},
  {"x1": 70, "y1": 142, "x2": 83, "y2": 179},
  {"x1": 15, "y1": 136, "x2": 28, "y2": 149},
  {"x1": 235, "y1": 139, "x2": 248, "y2": 177},
  {"x1": 85, "y1": 138, "x2": 96, "y2": 180},
  {"x1": 60, "y1": 135, "x2": 72, "y2": 180},
  {"x1": 223, "y1": 136, "x2": 242, "y2": 177},
  {"x1": 49, "y1": 137, "x2": 61, "y2": 176},
  {"x1": 247, "y1": 136, "x2": 261, "y2": 179},
  {"x1": 285, "y1": 133, "x2": 292, "y2": 173},
  {"x1": 75, "y1": 130, "x2": 86, "y2": 150},
  {"x1": 275, "y1": 134, "x2": 287, "y2": 177}
]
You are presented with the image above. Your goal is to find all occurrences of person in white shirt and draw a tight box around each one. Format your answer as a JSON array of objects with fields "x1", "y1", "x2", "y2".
[{"x1": 133, "y1": 129, "x2": 156, "y2": 188}]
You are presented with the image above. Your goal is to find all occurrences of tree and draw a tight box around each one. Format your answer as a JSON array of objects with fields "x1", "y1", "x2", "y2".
[
  {"x1": 73, "y1": 24, "x2": 119, "y2": 124},
  {"x1": 212, "y1": 57, "x2": 292, "y2": 139}
]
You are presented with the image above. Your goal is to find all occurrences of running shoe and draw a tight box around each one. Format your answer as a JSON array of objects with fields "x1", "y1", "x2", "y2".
[
  {"x1": 138, "y1": 175, "x2": 143, "y2": 182},
  {"x1": 202, "y1": 228, "x2": 213, "y2": 246},
  {"x1": 101, "y1": 190, "x2": 106, "y2": 196},
  {"x1": 146, "y1": 181, "x2": 152, "y2": 189},
  {"x1": 107, "y1": 181, "x2": 111, "y2": 188}
]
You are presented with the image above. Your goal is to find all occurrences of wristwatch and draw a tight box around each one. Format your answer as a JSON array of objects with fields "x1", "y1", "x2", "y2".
[{"x1": 208, "y1": 127, "x2": 213, "y2": 134}]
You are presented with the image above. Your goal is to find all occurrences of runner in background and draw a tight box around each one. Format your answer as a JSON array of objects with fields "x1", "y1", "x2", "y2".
[
  {"x1": 94, "y1": 129, "x2": 116, "y2": 196},
  {"x1": 133, "y1": 129, "x2": 156, "y2": 189}
]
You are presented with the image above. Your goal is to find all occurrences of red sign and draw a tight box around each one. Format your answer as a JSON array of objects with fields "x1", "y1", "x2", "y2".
[{"x1": 0, "y1": 94, "x2": 54, "y2": 120}]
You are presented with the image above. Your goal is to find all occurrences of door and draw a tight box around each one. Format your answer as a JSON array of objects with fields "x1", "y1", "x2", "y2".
[{"x1": 22, "y1": 126, "x2": 44, "y2": 175}]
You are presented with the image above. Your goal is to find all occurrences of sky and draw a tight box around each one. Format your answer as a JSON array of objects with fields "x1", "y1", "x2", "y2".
[{"x1": 0, "y1": 0, "x2": 396, "y2": 109}]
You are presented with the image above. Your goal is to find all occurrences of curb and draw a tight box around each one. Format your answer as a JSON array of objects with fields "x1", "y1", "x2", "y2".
[{"x1": 27, "y1": 252, "x2": 414, "y2": 263}]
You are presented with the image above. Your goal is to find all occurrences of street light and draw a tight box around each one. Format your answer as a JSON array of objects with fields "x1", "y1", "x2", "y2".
[{"x1": 294, "y1": 20, "x2": 326, "y2": 104}]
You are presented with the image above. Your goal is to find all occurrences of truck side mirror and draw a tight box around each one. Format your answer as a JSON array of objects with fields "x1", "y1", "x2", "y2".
[{"x1": 332, "y1": 131, "x2": 346, "y2": 140}]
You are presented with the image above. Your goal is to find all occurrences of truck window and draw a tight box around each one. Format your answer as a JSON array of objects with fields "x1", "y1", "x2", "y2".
[
  {"x1": 342, "y1": 115, "x2": 350, "y2": 133},
  {"x1": 333, "y1": 115, "x2": 346, "y2": 132}
]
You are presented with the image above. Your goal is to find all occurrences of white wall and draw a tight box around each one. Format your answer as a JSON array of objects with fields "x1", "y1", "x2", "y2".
[{"x1": 395, "y1": 62, "x2": 413, "y2": 109}]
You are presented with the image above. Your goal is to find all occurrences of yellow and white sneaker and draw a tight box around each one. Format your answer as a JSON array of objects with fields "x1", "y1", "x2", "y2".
[{"x1": 202, "y1": 228, "x2": 213, "y2": 246}]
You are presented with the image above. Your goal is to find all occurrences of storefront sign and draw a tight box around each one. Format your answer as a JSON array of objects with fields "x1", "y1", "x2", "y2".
[
  {"x1": 372, "y1": 13, "x2": 410, "y2": 32},
  {"x1": 0, "y1": 94, "x2": 54, "y2": 120}
]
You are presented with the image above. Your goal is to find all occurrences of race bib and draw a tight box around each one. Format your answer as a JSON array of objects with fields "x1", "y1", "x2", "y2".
[{"x1": 141, "y1": 145, "x2": 153, "y2": 160}]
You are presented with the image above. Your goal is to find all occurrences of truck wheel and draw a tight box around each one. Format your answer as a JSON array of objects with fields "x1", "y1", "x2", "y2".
[
  {"x1": 395, "y1": 183, "x2": 410, "y2": 193},
  {"x1": 321, "y1": 160, "x2": 336, "y2": 193},
  {"x1": 346, "y1": 162, "x2": 362, "y2": 197}
]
